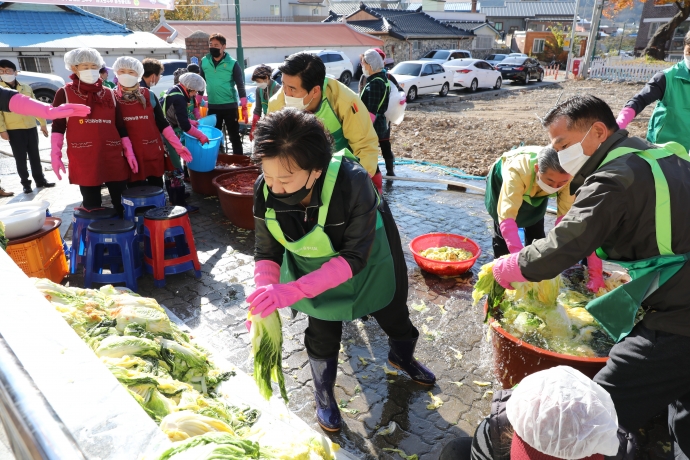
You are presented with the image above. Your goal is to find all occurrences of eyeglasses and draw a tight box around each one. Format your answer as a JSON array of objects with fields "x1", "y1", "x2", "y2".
[{"x1": 0, "y1": 69, "x2": 16, "y2": 75}]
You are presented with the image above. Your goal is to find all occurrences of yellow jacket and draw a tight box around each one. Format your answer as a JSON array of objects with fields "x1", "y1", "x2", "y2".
[
  {"x1": 267, "y1": 78, "x2": 379, "y2": 176},
  {"x1": 496, "y1": 146, "x2": 575, "y2": 222},
  {"x1": 0, "y1": 81, "x2": 46, "y2": 132}
]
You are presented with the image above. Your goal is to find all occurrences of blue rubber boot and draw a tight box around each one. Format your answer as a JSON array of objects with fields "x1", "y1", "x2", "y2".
[
  {"x1": 388, "y1": 337, "x2": 436, "y2": 385},
  {"x1": 308, "y1": 356, "x2": 342, "y2": 432}
]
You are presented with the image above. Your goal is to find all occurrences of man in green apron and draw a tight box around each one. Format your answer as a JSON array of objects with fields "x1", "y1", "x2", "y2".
[
  {"x1": 267, "y1": 52, "x2": 382, "y2": 189},
  {"x1": 492, "y1": 95, "x2": 690, "y2": 457},
  {"x1": 250, "y1": 109, "x2": 435, "y2": 432}
]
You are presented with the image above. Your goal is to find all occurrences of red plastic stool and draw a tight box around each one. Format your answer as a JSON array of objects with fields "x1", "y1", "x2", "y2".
[{"x1": 143, "y1": 206, "x2": 201, "y2": 287}]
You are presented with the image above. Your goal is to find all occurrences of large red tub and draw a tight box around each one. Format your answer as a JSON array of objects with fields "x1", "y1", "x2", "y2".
[
  {"x1": 188, "y1": 154, "x2": 253, "y2": 196},
  {"x1": 484, "y1": 301, "x2": 609, "y2": 389},
  {"x1": 213, "y1": 168, "x2": 261, "y2": 230}
]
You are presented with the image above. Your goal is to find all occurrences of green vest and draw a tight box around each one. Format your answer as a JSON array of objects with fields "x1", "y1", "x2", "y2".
[
  {"x1": 259, "y1": 81, "x2": 277, "y2": 116},
  {"x1": 263, "y1": 149, "x2": 396, "y2": 321},
  {"x1": 161, "y1": 89, "x2": 192, "y2": 170},
  {"x1": 647, "y1": 62, "x2": 690, "y2": 152},
  {"x1": 201, "y1": 53, "x2": 239, "y2": 106},
  {"x1": 586, "y1": 142, "x2": 690, "y2": 342},
  {"x1": 314, "y1": 79, "x2": 350, "y2": 152},
  {"x1": 485, "y1": 149, "x2": 554, "y2": 227}
]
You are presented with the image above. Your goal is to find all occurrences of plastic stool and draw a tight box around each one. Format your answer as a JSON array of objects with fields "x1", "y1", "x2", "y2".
[
  {"x1": 122, "y1": 186, "x2": 166, "y2": 237},
  {"x1": 69, "y1": 207, "x2": 119, "y2": 274},
  {"x1": 143, "y1": 206, "x2": 201, "y2": 287},
  {"x1": 84, "y1": 220, "x2": 142, "y2": 291}
]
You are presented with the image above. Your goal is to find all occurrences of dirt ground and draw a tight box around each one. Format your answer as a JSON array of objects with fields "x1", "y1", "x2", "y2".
[{"x1": 393, "y1": 80, "x2": 652, "y2": 176}]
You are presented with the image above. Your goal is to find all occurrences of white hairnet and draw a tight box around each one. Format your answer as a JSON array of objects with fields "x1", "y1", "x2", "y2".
[
  {"x1": 64, "y1": 48, "x2": 105, "y2": 71},
  {"x1": 506, "y1": 366, "x2": 620, "y2": 458},
  {"x1": 363, "y1": 49, "x2": 384, "y2": 72},
  {"x1": 112, "y1": 57, "x2": 144, "y2": 79},
  {"x1": 179, "y1": 73, "x2": 206, "y2": 92}
]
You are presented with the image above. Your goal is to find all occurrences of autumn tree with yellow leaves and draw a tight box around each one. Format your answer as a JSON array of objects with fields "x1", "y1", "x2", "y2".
[
  {"x1": 150, "y1": 0, "x2": 219, "y2": 22},
  {"x1": 607, "y1": 0, "x2": 690, "y2": 60}
]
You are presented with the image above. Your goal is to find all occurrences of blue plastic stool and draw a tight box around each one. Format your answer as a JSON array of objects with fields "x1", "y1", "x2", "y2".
[
  {"x1": 69, "y1": 207, "x2": 119, "y2": 274},
  {"x1": 121, "y1": 186, "x2": 166, "y2": 238},
  {"x1": 84, "y1": 220, "x2": 142, "y2": 292},
  {"x1": 143, "y1": 206, "x2": 201, "y2": 288}
]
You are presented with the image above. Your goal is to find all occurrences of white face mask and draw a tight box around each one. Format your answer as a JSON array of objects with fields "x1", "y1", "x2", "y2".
[
  {"x1": 256, "y1": 82, "x2": 268, "y2": 90},
  {"x1": 284, "y1": 92, "x2": 314, "y2": 111},
  {"x1": 117, "y1": 73, "x2": 139, "y2": 88},
  {"x1": 556, "y1": 125, "x2": 595, "y2": 176},
  {"x1": 536, "y1": 175, "x2": 564, "y2": 195},
  {"x1": 1, "y1": 74, "x2": 16, "y2": 83},
  {"x1": 362, "y1": 66, "x2": 370, "y2": 77},
  {"x1": 78, "y1": 69, "x2": 100, "y2": 84},
  {"x1": 685, "y1": 55, "x2": 690, "y2": 69}
]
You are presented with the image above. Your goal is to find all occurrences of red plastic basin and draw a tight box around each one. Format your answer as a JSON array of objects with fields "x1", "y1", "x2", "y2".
[
  {"x1": 409, "y1": 233, "x2": 481, "y2": 276},
  {"x1": 484, "y1": 301, "x2": 609, "y2": 389},
  {"x1": 213, "y1": 168, "x2": 261, "y2": 230},
  {"x1": 189, "y1": 154, "x2": 253, "y2": 196}
]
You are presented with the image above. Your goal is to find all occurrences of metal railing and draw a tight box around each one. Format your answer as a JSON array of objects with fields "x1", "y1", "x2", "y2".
[{"x1": 0, "y1": 333, "x2": 86, "y2": 460}]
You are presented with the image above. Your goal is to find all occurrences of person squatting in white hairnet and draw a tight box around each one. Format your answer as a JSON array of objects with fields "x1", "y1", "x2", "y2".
[
  {"x1": 111, "y1": 56, "x2": 193, "y2": 189},
  {"x1": 439, "y1": 366, "x2": 637, "y2": 460},
  {"x1": 160, "y1": 72, "x2": 209, "y2": 213},
  {"x1": 50, "y1": 47, "x2": 136, "y2": 217}
]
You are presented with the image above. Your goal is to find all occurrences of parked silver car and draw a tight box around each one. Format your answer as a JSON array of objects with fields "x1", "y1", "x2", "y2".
[{"x1": 14, "y1": 71, "x2": 65, "y2": 104}]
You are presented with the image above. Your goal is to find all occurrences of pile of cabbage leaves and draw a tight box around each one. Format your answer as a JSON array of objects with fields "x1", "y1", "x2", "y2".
[
  {"x1": 35, "y1": 280, "x2": 336, "y2": 460},
  {"x1": 473, "y1": 264, "x2": 630, "y2": 358}
]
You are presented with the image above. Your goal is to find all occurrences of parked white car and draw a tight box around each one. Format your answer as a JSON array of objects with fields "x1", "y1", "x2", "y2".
[
  {"x1": 390, "y1": 60, "x2": 452, "y2": 102},
  {"x1": 13, "y1": 71, "x2": 65, "y2": 104},
  {"x1": 419, "y1": 49, "x2": 473, "y2": 64},
  {"x1": 443, "y1": 59, "x2": 503, "y2": 92},
  {"x1": 149, "y1": 59, "x2": 189, "y2": 98},
  {"x1": 305, "y1": 50, "x2": 354, "y2": 85}
]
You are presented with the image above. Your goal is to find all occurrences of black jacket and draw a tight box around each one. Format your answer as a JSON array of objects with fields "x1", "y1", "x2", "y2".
[
  {"x1": 163, "y1": 84, "x2": 193, "y2": 132},
  {"x1": 253, "y1": 157, "x2": 378, "y2": 276},
  {"x1": 625, "y1": 71, "x2": 665, "y2": 115},
  {"x1": 519, "y1": 129, "x2": 690, "y2": 336},
  {"x1": 0, "y1": 86, "x2": 16, "y2": 112}
]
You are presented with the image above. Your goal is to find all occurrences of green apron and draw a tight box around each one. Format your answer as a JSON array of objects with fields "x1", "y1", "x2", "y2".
[
  {"x1": 485, "y1": 150, "x2": 554, "y2": 228},
  {"x1": 263, "y1": 149, "x2": 396, "y2": 321},
  {"x1": 314, "y1": 78, "x2": 350, "y2": 153},
  {"x1": 586, "y1": 142, "x2": 690, "y2": 342},
  {"x1": 647, "y1": 62, "x2": 690, "y2": 152},
  {"x1": 259, "y1": 81, "x2": 277, "y2": 116}
]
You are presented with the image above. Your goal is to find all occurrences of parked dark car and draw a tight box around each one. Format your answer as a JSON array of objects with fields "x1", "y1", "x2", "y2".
[{"x1": 496, "y1": 57, "x2": 544, "y2": 84}]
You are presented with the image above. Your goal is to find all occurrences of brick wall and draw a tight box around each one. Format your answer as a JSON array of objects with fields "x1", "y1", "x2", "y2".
[
  {"x1": 635, "y1": 1, "x2": 680, "y2": 52},
  {"x1": 185, "y1": 31, "x2": 211, "y2": 64}
]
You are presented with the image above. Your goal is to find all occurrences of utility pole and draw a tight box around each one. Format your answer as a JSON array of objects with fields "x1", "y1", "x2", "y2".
[
  {"x1": 581, "y1": 0, "x2": 605, "y2": 78},
  {"x1": 564, "y1": 0, "x2": 582, "y2": 80},
  {"x1": 617, "y1": 20, "x2": 631, "y2": 56},
  {"x1": 234, "y1": 0, "x2": 244, "y2": 70}
]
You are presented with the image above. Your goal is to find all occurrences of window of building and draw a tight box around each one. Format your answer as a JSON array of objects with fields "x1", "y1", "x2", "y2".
[
  {"x1": 494, "y1": 22, "x2": 503, "y2": 31},
  {"x1": 648, "y1": 22, "x2": 661, "y2": 39},
  {"x1": 269, "y1": 4, "x2": 280, "y2": 16},
  {"x1": 312, "y1": 7, "x2": 319, "y2": 15},
  {"x1": 413, "y1": 41, "x2": 421, "y2": 51},
  {"x1": 18, "y1": 56, "x2": 52, "y2": 74},
  {"x1": 532, "y1": 38, "x2": 545, "y2": 53}
]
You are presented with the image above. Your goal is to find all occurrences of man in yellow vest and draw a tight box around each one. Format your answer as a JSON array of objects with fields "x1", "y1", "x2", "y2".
[{"x1": 268, "y1": 52, "x2": 382, "y2": 189}]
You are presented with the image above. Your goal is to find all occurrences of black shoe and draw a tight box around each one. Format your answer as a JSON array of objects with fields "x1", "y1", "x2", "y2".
[
  {"x1": 308, "y1": 356, "x2": 342, "y2": 432},
  {"x1": 385, "y1": 159, "x2": 396, "y2": 177},
  {"x1": 37, "y1": 181, "x2": 55, "y2": 188},
  {"x1": 22, "y1": 186, "x2": 33, "y2": 194},
  {"x1": 388, "y1": 337, "x2": 436, "y2": 385}
]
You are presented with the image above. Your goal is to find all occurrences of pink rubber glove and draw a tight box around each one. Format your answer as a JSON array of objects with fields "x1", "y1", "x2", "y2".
[
  {"x1": 586, "y1": 252, "x2": 606, "y2": 293},
  {"x1": 50, "y1": 133, "x2": 66, "y2": 180},
  {"x1": 187, "y1": 126, "x2": 209, "y2": 145},
  {"x1": 240, "y1": 97, "x2": 248, "y2": 123},
  {"x1": 616, "y1": 107, "x2": 636, "y2": 130},
  {"x1": 189, "y1": 119, "x2": 199, "y2": 127},
  {"x1": 121, "y1": 137, "x2": 138, "y2": 174},
  {"x1": 193, "y1": 108, "x2": 201, "y2": 120},
  {"x1": 492, "y1": 253, "x2": 527, "y2": 289},
  {"x1": 254, "y1": 260, "x2": 281, "y2": 288},
  {"x1": 248, "y1": 256, "x2": 352, "y2": 318},
  {"x1": 555, "y1": 215, "x2": 564, "y2": 226},
  {"x1": 249, "y1": 114, "x2": 260, "y2": 141},
  {"x1": 499, "y1": 218, "x2": 523, "y2": 254},
  {"x1": 369, "y1": 112, "x2": 376, "y2": 123},
  {"x1": 9, "y1": 93, "x2": 90, "y2": 119},
  {"x1": 162, "y1": 126, "x2": 193, "y2": 163}
]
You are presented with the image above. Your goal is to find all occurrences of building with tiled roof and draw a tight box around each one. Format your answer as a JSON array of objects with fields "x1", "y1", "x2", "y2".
[
  {"x1": 0, "y1": 2, "x2": 183, "y2": 80},
  {"x1": 481, "y1": 1, "x2": 576, "y2": 36}
]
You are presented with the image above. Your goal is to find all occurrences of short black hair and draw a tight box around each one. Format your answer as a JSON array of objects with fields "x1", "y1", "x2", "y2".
[
  {"x1": 279, "y1": 52, "x2": 326, "y2": 93},
  {"x1": 542, "y1": 95, "x2": 618, "y2": 131},
  {"x1": 142, "y1": 58, "x2": 163, "y2": 77},
  {"x1": 209, "y1": 33, "x2": 226, "y2": 46},
  {"x1": 99, "y1": 67, "x2": 108, "y2": 74},
  {"x1": 187, "y1": 63, "x2": 200, "y2": 74},
  {"x1": 252, "y1": 108, "x2": 332, "y2": 173},
  {"x1": 0, "y1": 60, "x2": 17, "y2": 71},
  {"x1": 251, "y1": 64, "x2": 273, "y2": 81}
]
